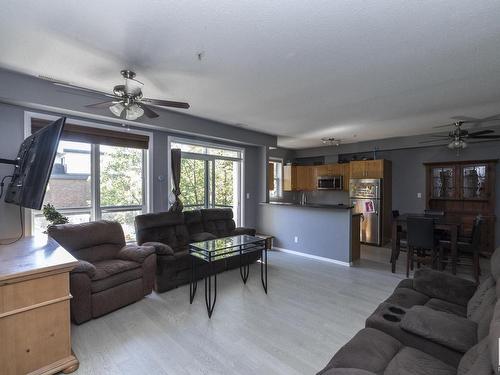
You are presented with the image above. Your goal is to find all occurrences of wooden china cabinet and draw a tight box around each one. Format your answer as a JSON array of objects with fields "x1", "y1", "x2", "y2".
[{"x1": 424, "y1": 159, "x2": 497, "y2": 254}]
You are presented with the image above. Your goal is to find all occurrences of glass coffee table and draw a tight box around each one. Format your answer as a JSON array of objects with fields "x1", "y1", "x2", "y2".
[{"x1": 189, "y1": 235, "x2": 268, "y2": 318}]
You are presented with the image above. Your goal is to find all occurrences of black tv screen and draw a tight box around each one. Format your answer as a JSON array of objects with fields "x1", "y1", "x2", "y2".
[{"x1": 4, "y1": 117, "x2": 65, "y2": 210}]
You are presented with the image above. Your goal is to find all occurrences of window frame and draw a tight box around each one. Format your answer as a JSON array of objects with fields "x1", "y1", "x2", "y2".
[
  {"x1": 168, "y1": 136, "x2": 245, "y2": 226},
  {"x1": 24, "y1": 111, "x2": 153, "y2": 237},
  {"x1": 269, "y1": 157, "x2": 283, "y2": 199}
]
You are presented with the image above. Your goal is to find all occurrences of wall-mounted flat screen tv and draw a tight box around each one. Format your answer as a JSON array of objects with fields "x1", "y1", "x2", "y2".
[{"x1": 4, "y1": 117, "x2": 65, "y2": 210}]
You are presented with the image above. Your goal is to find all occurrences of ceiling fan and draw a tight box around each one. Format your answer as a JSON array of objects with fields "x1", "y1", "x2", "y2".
[
  {"x1": 321, "y1": 137, "x2": 342, "y2": 146},
  {"x1": 421, "y1": 118, "x2": 500, "y2": 151},
  {"x1": 45, "y1": 70, "x2": 190, "y2": 121}
]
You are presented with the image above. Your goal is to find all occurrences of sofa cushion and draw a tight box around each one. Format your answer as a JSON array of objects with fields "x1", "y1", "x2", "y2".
[
  {"x1": 413, "y1": 269, "x2": 477, "y2": 307},
  {"x1": 384, "y1": 287, "x2": 429, "y2": 309},
  {"x1": 490, "y1": 246, "x2": 500, "y2": 282},
  {"x1": 384, "y1": 347, "x2": 455, "y2": 375},
  {"x1": 489, "y1": 300, "x2": 500, "y2": 374},
  {"x1": 91, "y1": 267, "x2": 143, "y2": 293},
  {"x1": 470, "y1": 286, "x2": 496, "y2": 323},
  {"x1": 92, "y1": 259, "x2": 141, "y2": 281},
  {"x1": 425, "y1": 298, "x2": 467, "y2": 317},
  {"x1": 49, "y1": 220, "x2": 125, "y2": 262},
  {"x1": 184, "y1": 210, "x2": 205, "y2": 235},
  {"x1": 400, "y1": 306, "x2": 477, "y2": 353},
  {"x1": 190, "y1": 232, "x2": 217, "y2": 242},
  {"x1": 458, "y1": 338, "x2": 491, "y2": 375},
  {"x1": 467, "y1": 275, "x2": 495, "y2": 319},
  {"x1": 201, "y1": 208, "x2": 237, "y2": 237},
  {"x1": 135, "y1": 211, "x2": 190, "y2": 249},
  {"x1": 476, "y1": 295, "x2": 496, "y2": 341},
  {"x1": 324, "y1": 328, "x2": 402, "y2": 374}
]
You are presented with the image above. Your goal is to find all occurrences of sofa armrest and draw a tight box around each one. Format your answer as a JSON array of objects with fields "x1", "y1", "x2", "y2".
[
  {"x1": 400, "y1": 306, "x2": 477, "y2": 353},
  {"x1": 142, "y1": 241, "x2": 174, "y2": 256},
  {"x1": 71, "y1": 260, "x2": 96, "y2": 279},
  {"x1": 413, "y1": 269, "x2": 477, "y2": 306},
  {"x1": 117, "y1": 244, "x2": 156, "y2": 263},
  {"x1": 231, "y1": 227, "x2": 256, "y2": 236}
]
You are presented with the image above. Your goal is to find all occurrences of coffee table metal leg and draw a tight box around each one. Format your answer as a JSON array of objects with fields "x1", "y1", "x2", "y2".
[
  {"x1": 239, "y1": 246, "x2": 250, "y2": 283},
  {"x1": 190, "y1": 256, "x2": 197, "y2": 304},
  {"x1": 261, "y1": 246, "x2": 268, "y2": 294},
  {"x1": 204, "y1": 263, "x2": 217, "y2": 318}
]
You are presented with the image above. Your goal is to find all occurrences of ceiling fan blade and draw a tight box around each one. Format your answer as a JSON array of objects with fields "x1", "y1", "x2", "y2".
[
  {"x1": 419, "y1": 139, "x2": 450, "y2": 144},
  {"x1": 50, "y1": 81, "x2": 116, "y2": 99},
  {"x1": 466, "y1": 135, "x2": 500, "y2": 139},
  {"x1": 428, "y1": 134, "x2": 450, "y2": 138},
  {"x1": 467, "y1": 130, "x2": 494, "y2": 137},
  {"x1": 141, "y1": 98, "x2": 190, "y2": 109},
  {"x1": 85, "y1": 100, "x2": 116, "y2": 109},
  {"x1": 137, "y1": 103, "x2": 159, "y2": 118},
  {"x1": 433, "y1": 122, "x2": 457, "y2": 129}
]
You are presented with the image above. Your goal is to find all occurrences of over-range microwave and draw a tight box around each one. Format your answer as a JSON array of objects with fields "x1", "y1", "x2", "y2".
[{"x1": 317, "y1": 175, "x2": 344, "y2": 190}]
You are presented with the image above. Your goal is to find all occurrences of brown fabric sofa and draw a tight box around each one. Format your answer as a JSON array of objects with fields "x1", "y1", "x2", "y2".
[
  {"x1": 48, "y1": 220, "x2": 156, "y2": 324},
  {"x1": 317, "y1": 246, "x2": 500, "y2": 374},
  {"x1": 135, "y1": 208, "x2": 257, "y2": 292}
]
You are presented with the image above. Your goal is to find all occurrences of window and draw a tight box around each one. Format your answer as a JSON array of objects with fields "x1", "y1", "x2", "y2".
[
  {"x1": 269, "y1": 159, "x2": 283, "y2": 199},
  {"x1": 31, "y1": 119, "x2": 148, "y2": 241},
  {"x1": 170, "y1": 139, "x2": 243, "y2": 225}
]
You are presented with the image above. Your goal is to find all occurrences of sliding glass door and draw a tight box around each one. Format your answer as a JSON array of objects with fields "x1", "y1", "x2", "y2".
[{"x1": 172, "y1": 139, "x2": 243, "y2": 225}]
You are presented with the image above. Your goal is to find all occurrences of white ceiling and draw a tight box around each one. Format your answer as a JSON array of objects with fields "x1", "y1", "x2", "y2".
[{"x1": 1, "y1": 0, "x2": 500, "y2": 149}]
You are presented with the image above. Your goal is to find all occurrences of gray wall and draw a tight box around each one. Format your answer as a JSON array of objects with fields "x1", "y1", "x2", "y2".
[
  {"x1": 257, "y1": 204, "x2": 352, "y2": 263},
  {"x1": 0, "y1": 102, "x2": 267, "y2": 239}
]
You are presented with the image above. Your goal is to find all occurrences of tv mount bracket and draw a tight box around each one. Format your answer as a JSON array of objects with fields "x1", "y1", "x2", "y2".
[{"x1": 0, "y1": 158, "x2": 19, "y2": 166}]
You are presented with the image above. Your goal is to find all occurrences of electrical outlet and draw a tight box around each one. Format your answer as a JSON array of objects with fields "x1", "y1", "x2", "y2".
[
  {"x1": 294, "y1": 236, "x2": 299, "y2": 243},
  {"x1": 417, "y1": 193, "x2": 422, "y2": 198},
  {"x1": 246, "y1": 193, "x2": 250, "y2": 199}
]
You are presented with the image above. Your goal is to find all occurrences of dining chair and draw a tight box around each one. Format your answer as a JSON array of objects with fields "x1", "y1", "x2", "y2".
[
  {"x1": 406, "y1": 217, "x2": 438, "y2": 277},
  {"x1": 392, "y1": 210, "x2": 407, "y2": 259},
  {"x1": 439, "y1": 217, "x2": 482, "y2": 282}
]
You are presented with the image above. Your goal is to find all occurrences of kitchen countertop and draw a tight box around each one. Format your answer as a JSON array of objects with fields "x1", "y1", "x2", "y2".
[{"x1": 261, "y1": 201, "x2": 355, "y2": 210}]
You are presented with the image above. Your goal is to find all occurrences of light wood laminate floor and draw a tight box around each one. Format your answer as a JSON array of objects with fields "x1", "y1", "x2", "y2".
[{"x1": 71, "y1": 246, "x2": 406, "y2": 375}]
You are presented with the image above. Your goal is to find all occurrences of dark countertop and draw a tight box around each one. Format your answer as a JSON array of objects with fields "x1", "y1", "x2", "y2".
[{"x1": 261, "y1": 201, "x2": 354, "y2": 210}]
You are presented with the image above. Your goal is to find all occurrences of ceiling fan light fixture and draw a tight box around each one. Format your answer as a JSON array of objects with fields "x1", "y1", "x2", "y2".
[
  {"x1": 125, "y1": 103, "x2": 144, "y2": 120},
  {"x1": 448, "y1": 139, "x2": 467, "y2": 150},
  {"x1": 109, "y1": 102, "x2": 125, "y2": 117}
]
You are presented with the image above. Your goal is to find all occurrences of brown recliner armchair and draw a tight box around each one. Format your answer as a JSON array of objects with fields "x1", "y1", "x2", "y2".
[{"x1": 48, "y1": 220, "x2": 156, "y2": 324}]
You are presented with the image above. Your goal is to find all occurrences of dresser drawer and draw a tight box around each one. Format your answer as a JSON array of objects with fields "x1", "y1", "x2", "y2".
[{"x1": 0, "y1": 273, "x2": 70, "y2": 315}]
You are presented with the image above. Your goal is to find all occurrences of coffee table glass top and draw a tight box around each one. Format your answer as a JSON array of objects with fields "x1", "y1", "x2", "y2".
[{"x1": 189, "y1": 235, "x2": 265, "y2": 261}]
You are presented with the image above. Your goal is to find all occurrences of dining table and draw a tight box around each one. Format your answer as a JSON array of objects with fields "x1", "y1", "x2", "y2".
[{"x1": 391, "y1": 213, "x2": 462, "y2": 274}]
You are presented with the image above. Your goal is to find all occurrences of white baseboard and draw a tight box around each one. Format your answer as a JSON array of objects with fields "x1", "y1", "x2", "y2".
[{"x1": 273, "y1": 247, "x2": 352, "y2": 267}]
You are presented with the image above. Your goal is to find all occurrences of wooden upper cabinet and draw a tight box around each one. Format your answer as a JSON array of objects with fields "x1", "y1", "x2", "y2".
[
  {"x1": 350, "y1": 160, "x2": 384, "y2": 179},
  {"x1": 296, "y1": 166, "x2": 315, "y2": 191},
  {"x1": 342, "y1": 163, "x2": 350, "y2": 191},
  {"x1": 283, "y1": 165, "x2": 296, "y2": 191},
  {"x1": 267, "y1": 163, "x2": 274, "y2": 191}
]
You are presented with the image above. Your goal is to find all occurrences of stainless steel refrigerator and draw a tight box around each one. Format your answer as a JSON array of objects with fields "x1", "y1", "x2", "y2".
[{"x1": 349, "y1": 178, "x2": 382, "y2": 245}]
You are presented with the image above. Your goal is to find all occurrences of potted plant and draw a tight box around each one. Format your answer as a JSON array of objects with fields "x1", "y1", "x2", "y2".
[{"x1": 42, "y1": 203, "x2": 69, "y2": 233}]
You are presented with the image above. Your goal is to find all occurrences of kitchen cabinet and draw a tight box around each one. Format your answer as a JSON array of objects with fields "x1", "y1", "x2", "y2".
[
  {"x1": 268, "y1": 163, "x2": 274, "y2": 191},
  {"x1": 349, "y1": 160, "x2": 385, "y2": 179},
  {"x1": 283, "y1": 165, "x2": 297, "y2": 191},
  {"x1": 296, "y1": 166, "x2": 315, "y2": 191}
]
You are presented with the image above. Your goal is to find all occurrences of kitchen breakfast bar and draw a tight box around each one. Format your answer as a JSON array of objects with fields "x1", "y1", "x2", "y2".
[{"x1": 257, "y1": 202, "x2": 361, "y2": 265}]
